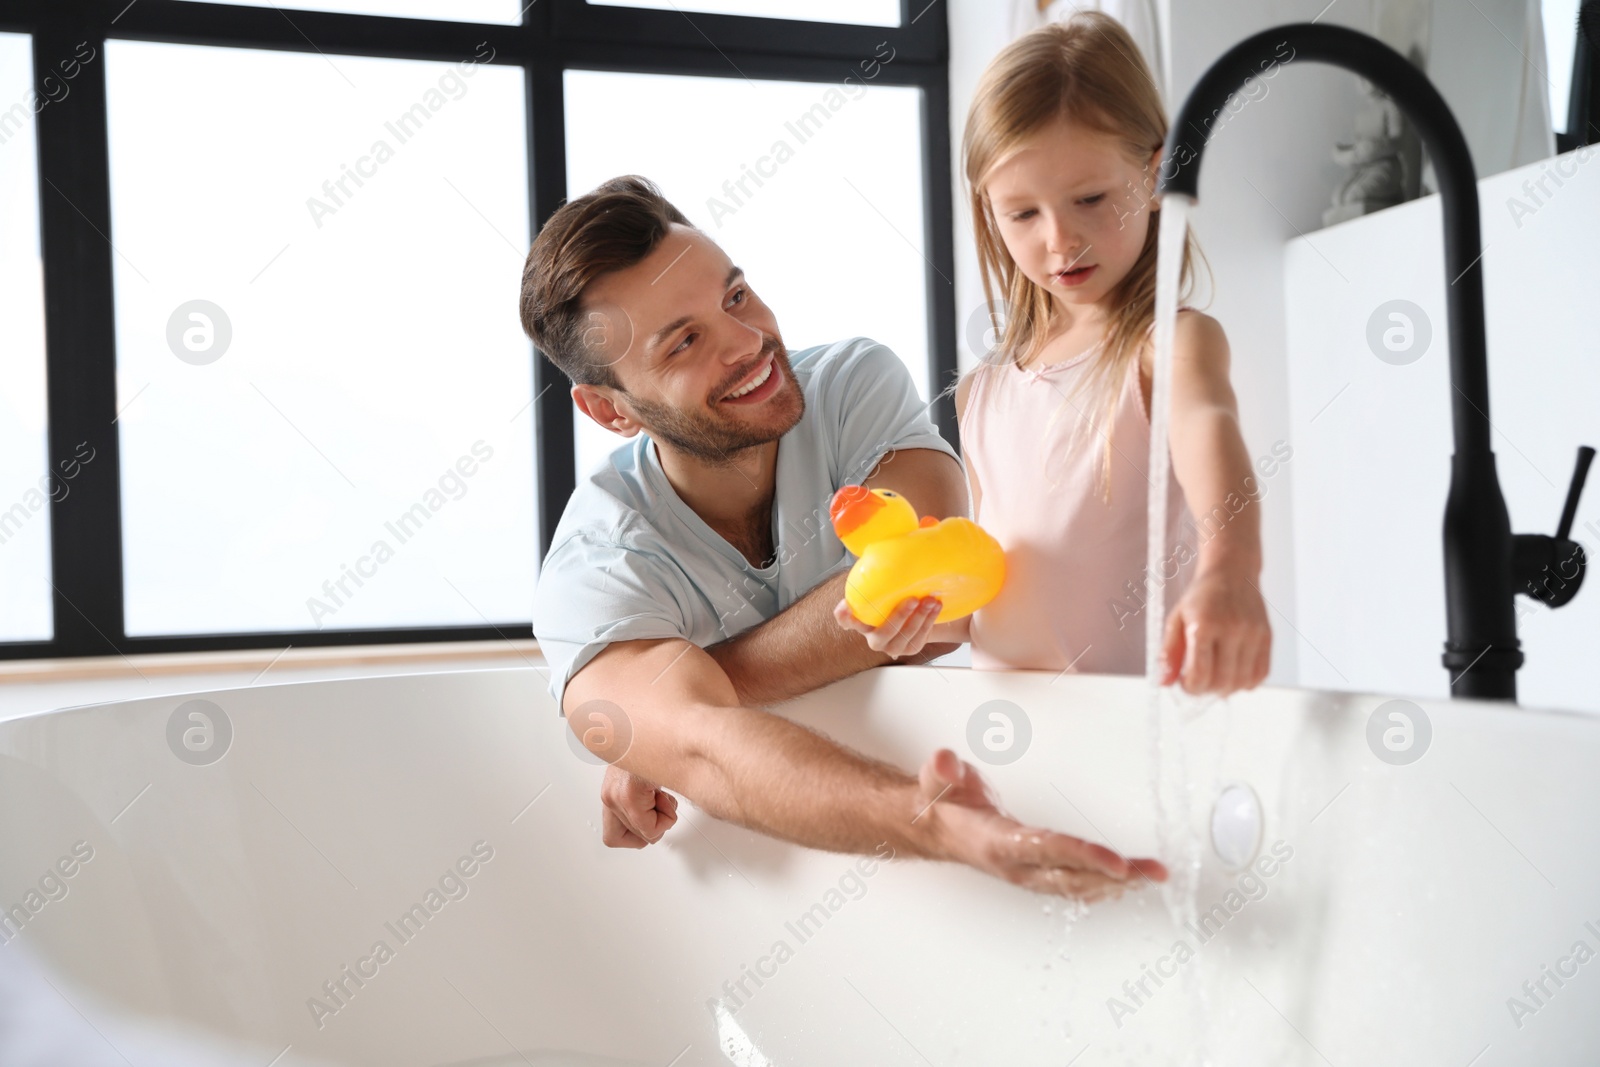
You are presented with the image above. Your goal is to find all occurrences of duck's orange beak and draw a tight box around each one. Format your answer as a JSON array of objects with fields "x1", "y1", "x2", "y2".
[{"x1": 829, "y1": 485, "x2": 884, "y2": 539}]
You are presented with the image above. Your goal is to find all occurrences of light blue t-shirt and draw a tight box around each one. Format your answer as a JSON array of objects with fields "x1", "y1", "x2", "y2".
[{"x1": 533, "y1": 336, "x2": 959, "y2": 712}]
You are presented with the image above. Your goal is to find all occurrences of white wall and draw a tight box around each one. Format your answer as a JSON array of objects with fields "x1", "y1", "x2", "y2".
[{"x1": 1285, "y1": 143, "x2": 1600, "y2": 714}]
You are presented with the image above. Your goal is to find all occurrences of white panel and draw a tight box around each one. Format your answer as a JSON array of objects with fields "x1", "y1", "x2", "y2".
[{"x1": 1285, "y1": 145, "x2": 1600, "y2": 713}]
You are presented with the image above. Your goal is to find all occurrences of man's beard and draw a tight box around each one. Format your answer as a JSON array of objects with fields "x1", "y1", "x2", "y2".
[{"x1": 624, "y1": 336, "x2": 805, "y2": 467}]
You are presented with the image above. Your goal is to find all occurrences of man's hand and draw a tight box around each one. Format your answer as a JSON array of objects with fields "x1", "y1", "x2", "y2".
[
  {"x1": 600, "y1": 764, "x2": 679, "y2": 848},
  {"x1": 832, "y1": 595, "x2": 971, "y2": 660},
  {"x1": 912, "y1": 748, "x2": 1167, "y2": 900}
]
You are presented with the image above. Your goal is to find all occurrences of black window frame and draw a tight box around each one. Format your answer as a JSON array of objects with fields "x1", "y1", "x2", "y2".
[
  {"x1": 1555, "y1": 3, "x2": 1598, "y2": 152},
  {"x1": 0, "y1": 0, "x2": 956, "y2": 661}
]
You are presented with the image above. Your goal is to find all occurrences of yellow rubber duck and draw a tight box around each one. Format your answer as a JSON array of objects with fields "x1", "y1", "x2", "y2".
[{"x1": 829, "y1": 485, "x2": 1006, "y2": 627}]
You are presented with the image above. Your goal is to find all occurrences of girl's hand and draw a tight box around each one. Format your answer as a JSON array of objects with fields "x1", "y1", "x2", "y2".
[
  {"x1": 834, "y1": 596, "x2": 970, "y2": 659},
  {"x1": 1160, "y1": 570, "x2": 1271, "y2": 696}
]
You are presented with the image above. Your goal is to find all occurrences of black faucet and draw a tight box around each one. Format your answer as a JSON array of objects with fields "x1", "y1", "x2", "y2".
[{"x1": 1156, "y1": 23, "x2": 1593, "y2": 702}]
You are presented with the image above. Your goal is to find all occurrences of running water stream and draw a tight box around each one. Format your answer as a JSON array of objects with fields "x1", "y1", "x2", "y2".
[
  {"x1": 1145, "y1": 194, "x2": 1214, "y2": 1065},
  {"x1": 1144, "y1": 193, "x2": 1192, "y2": 685}
]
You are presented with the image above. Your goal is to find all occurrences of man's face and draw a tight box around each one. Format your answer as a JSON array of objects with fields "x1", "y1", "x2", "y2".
[{"x1": 576, "y1": 225, "x2": 804, "y2": 465}]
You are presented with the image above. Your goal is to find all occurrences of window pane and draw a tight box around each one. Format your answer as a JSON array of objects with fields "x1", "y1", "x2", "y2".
[
  {"x1": 0, "y1": 32, "x2": 54, "y2": 643},
  {"x1": 564, "y1": 69, "x2": 928, "y2": 478},
  {"x1": 1543, "y1": 0, "x2": 1581, "y2": 131},
  {"x1": 173, "y1": 0, "x2": 524, "y2": 24},
  {"x1": 106, "y1": 41, "x2": 537, "y2": 636},
  {"x1": 585, "y1": 0, "x2": 900, "y2": 27}
]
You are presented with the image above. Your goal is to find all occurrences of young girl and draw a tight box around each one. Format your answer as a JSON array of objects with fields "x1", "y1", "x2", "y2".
[{"x1": 837, "y1": 12, "x2": 1272, "y2": 696}]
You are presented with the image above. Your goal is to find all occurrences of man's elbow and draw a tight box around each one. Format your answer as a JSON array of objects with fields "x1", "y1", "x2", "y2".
[
  {"x1": 610, "y1": 699, "x2": 745, "y2": 820},
  {"x1": 702, "y1": 642, "x2": 757, "y2": 707},
  {"x1": 566, "y1": 688, "x2": 719, "y2": 802}
]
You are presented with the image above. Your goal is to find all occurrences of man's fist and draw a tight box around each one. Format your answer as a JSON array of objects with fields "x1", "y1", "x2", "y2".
[{"x1": 600, "y1": 764, "x2": 679, "y2": 848}]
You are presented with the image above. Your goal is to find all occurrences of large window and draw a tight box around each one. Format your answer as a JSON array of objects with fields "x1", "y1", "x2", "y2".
[
  {"x1": 564, "y1": 68, "x2": 929, "y2": 477},
  {"x1": 585, "y1": 0, "x2": 901, "y2": 26},
  {"x1": 1546, "y1": 0, "x2": 1583, "y2": 132},
  {"x1": 1546, "y1": 0, "x2": 1598, "y2": 148},
  {"x1": 0, "y1": 0, "x2": 952, "y2": 659},
  {"x1": 0, "y1": 32, "x2": 53, "y2": 643},
  {"x1": 106, "y1": 41, "x2": 536, "y2": 635},
  {"x1": 174, "y1": 0, "x2": 523, "y2": 20}
]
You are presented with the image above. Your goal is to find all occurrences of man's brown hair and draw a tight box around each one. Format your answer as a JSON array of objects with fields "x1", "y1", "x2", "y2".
[{"x1": 519, "y1": 175, "x2": 692, "y2": 389}]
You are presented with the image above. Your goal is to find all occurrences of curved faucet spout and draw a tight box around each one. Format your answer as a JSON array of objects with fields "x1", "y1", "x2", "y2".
[{"x1": 1156, "y1": 23, "x2": 1526, "y2": 701}]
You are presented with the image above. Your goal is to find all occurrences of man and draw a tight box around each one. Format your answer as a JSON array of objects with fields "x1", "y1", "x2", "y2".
[{"x1": 522, "y1": 175, "x2": 1164, "y2": 899}]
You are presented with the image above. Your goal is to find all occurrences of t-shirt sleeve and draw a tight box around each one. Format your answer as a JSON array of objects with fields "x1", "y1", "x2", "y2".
[
  {"x1": 532, "y1": 532, "x2": 693, "y2": 714},
  {"x1": 825, "y1": 337, "x2": 959, "y2": 485}
]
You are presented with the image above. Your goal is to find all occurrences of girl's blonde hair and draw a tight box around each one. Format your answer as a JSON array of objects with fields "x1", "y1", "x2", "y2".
[{"x1": 961, "y1": 12, "x2": 1211, "y2": 500}]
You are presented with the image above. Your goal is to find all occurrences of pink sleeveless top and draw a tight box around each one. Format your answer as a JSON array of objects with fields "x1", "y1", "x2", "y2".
[{"x1": 959, "y1": 323, "x2": 1198, "y2": 676}]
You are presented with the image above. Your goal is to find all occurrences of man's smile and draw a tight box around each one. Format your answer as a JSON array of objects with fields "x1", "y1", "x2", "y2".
[{"x1": 719, "y1": 352, "x2": 783, "y2": 405}]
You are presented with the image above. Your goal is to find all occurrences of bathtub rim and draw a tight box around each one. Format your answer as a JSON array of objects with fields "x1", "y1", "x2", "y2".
[{"x1": 1, "y1": 663, "x2": 1594, "y2": 729}]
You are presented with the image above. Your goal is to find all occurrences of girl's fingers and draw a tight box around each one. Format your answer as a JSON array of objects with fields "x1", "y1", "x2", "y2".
[
  {"x1": 1212, "y1": 624, "x2": 1274, "y2": 695},
  {"x1": 1209, "y1": 633, "x2": 1237, "y2": 694},
  {"x1": 1227, "y1": 637, "x2": 1252, "y2": 694},
  {"x1": 1161, "y1": 609, "x2": 1187, "y2": 685},
  {"x1": 1237, "y1": 634, "x2": 1261, "y2": 691},
  {"x1": 1220, "y1": 626, "x2": 1270, "y2": 694},
  {"x1": 1184, "y1": 625, "x2": 1214, "y2": 693},
  {"x1": 1168, "y1": 603, "x2": 1274, "y2": 695},
  {"x1": 1176, "y1": 620, "x2": 1276, "y2": 695},
  {"x1": 1253, "y1": 633, "x2": 1272, "y2": 687}
]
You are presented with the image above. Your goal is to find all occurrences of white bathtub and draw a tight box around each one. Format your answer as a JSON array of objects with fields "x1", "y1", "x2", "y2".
[{"x1": 1, "y1": 665, "x2": 1597, "y2": 1065}]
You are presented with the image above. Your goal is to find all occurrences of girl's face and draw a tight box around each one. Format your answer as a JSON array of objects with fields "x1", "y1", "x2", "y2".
[{"x1": 984, "y1": 115, "x2": 1161, "y2": 315}]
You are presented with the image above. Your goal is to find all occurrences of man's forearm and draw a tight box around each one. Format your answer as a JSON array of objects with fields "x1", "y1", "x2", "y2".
[
  {"x1": 573, "y1": 640, "x2": 948, "y2": 861},
  {"x1": 707, "y1": 571, "x2": 935, "y2": 705},
  {"x1": 630, "y1": 697, "x2": 941, "y2": 861}
]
